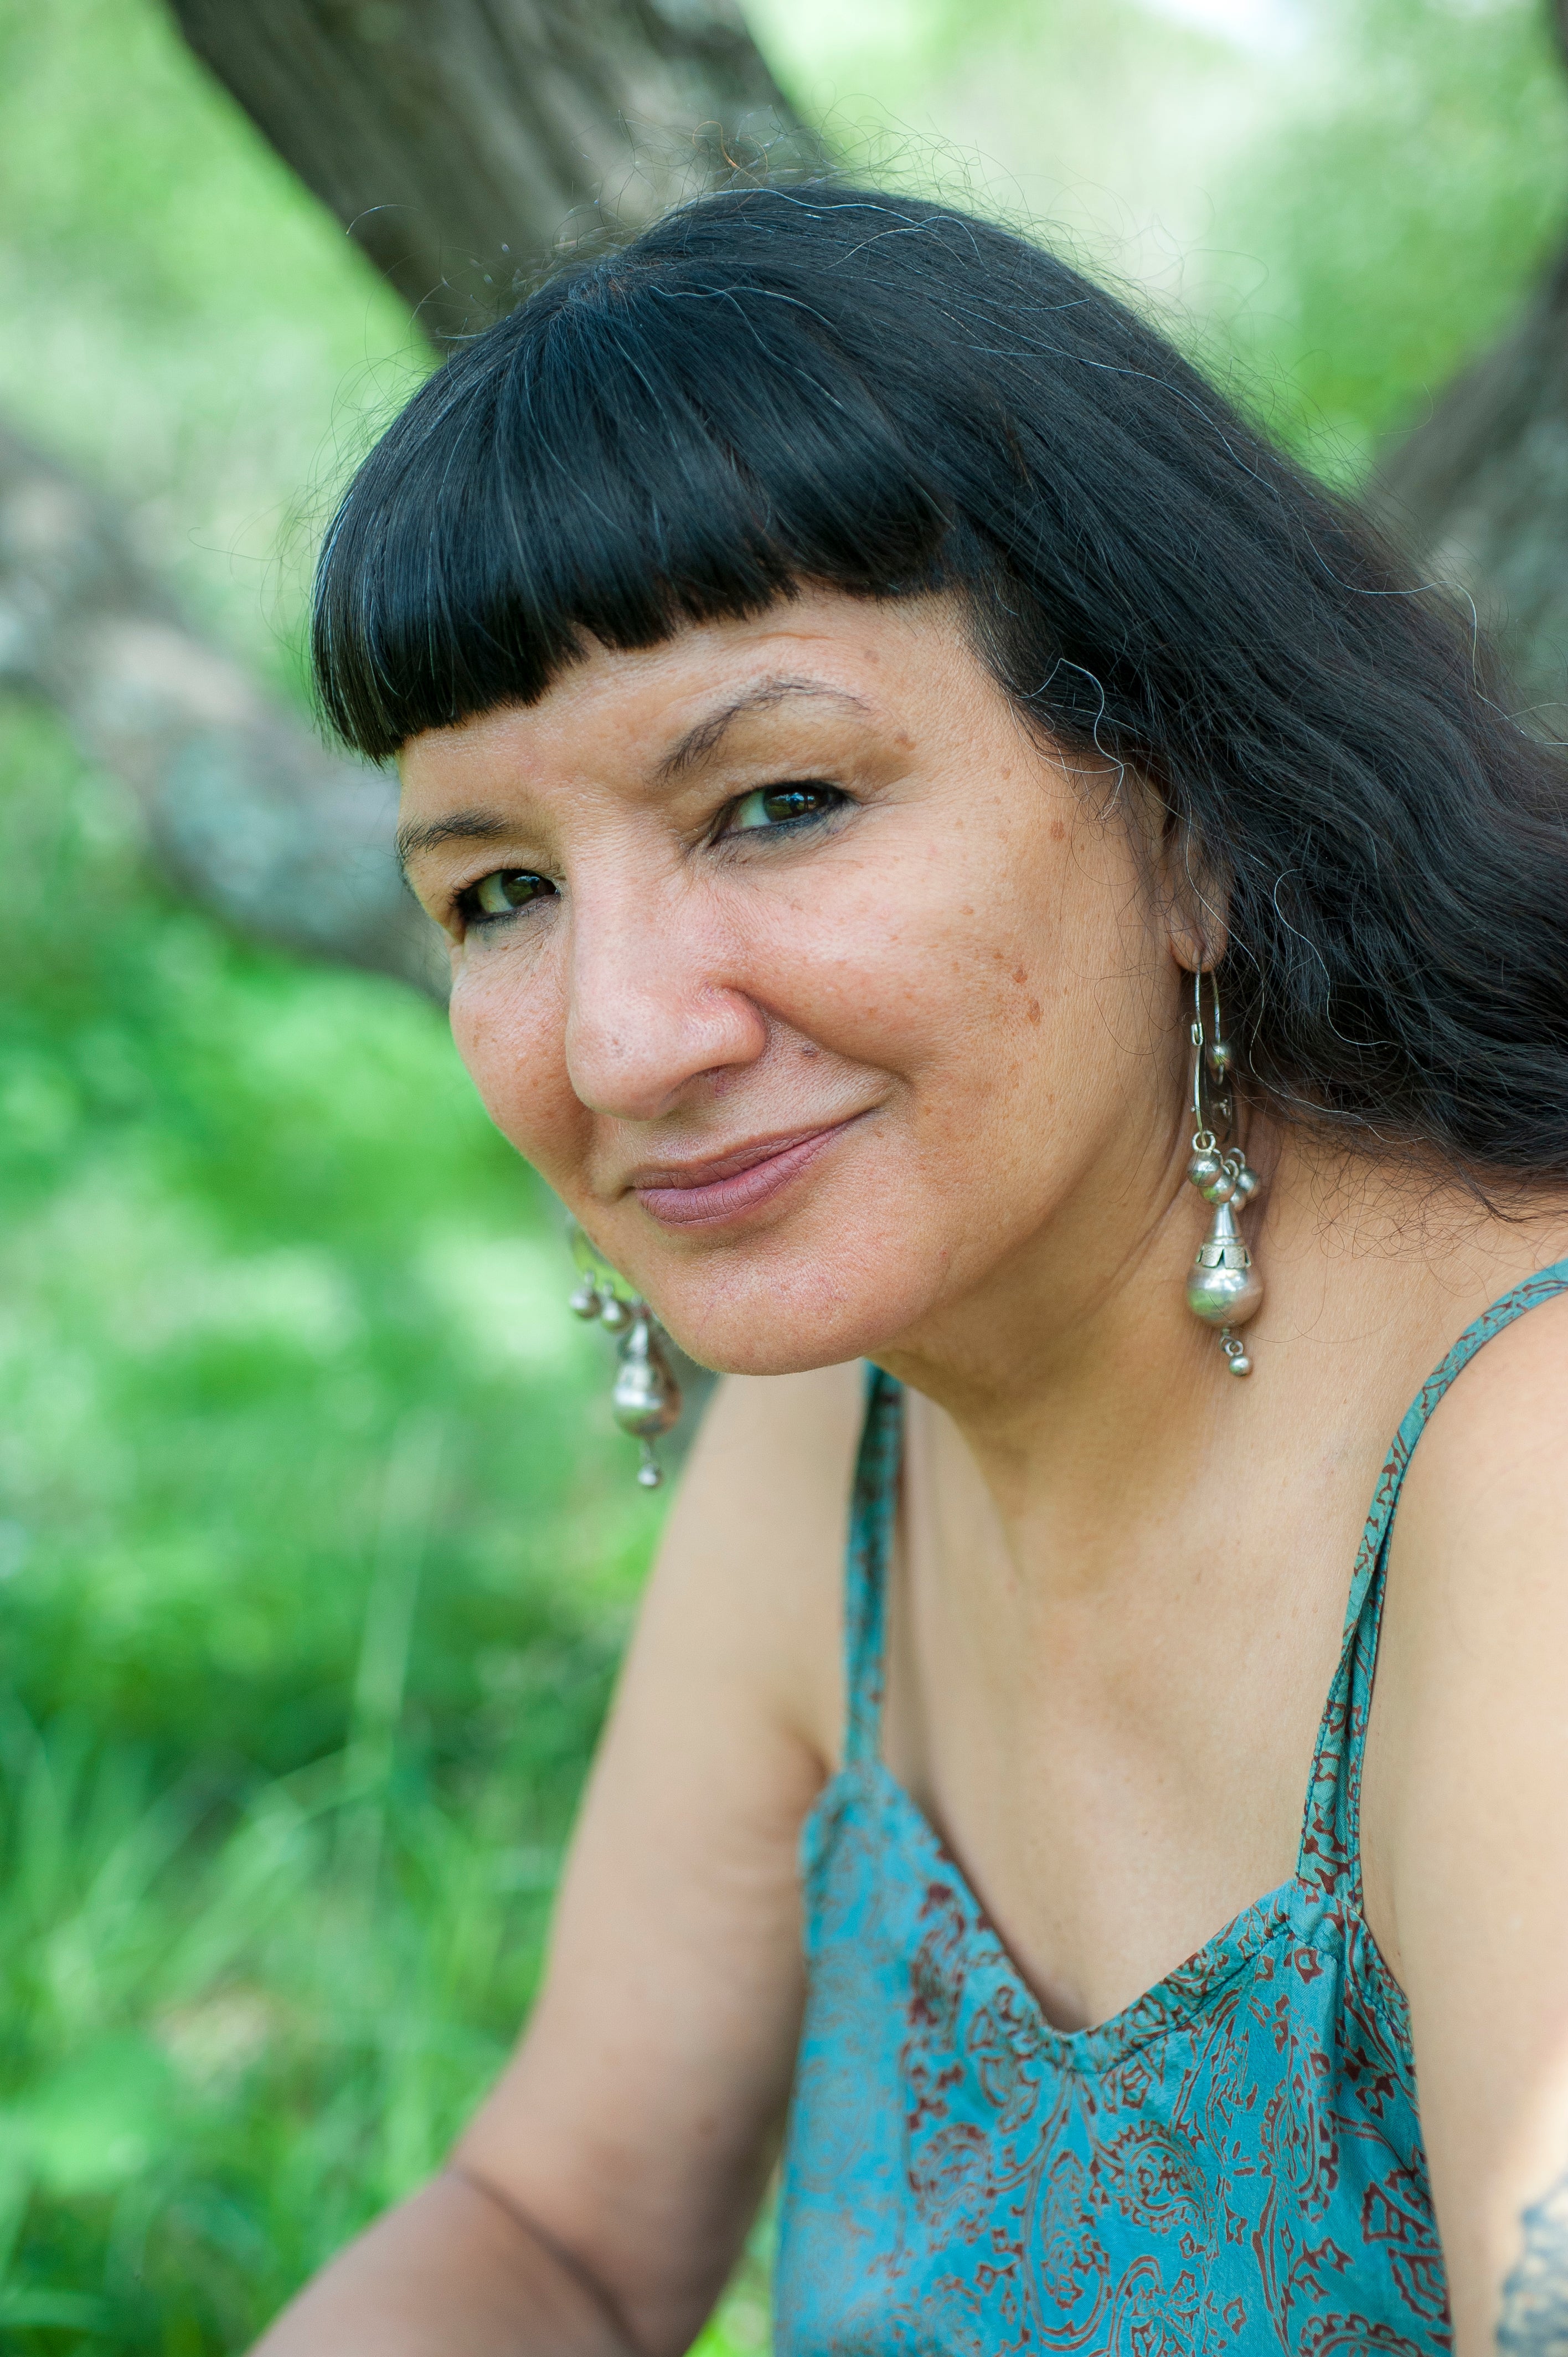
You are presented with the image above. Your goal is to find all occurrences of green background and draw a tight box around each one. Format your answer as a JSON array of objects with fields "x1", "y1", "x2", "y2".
[{"x1": 0, "y1": 0, "x2": 1561, "y2": 2343}]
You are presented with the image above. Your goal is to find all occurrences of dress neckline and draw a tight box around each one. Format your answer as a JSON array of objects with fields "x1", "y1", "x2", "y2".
[
  {"x1": 808, "y1": 1258, "x2": 1568, "y2": 2065},
  {"x1": 821, "y1": 1751, "x2": 1319, "y2": 2066}
]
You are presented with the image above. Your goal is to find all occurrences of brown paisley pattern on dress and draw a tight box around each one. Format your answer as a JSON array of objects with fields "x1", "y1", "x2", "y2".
[{"x1": 774, "y1": 1269, "x2": 1568, "y2": 2355}]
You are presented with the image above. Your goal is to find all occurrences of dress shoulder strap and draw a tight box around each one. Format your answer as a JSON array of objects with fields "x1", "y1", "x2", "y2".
[
  {"x1": 843, "y1": 1366, "x2": 904, "y2": 1767},
  {"x1": 1298, "y1": 1257, "x2": 1568, "y2": 1905}
]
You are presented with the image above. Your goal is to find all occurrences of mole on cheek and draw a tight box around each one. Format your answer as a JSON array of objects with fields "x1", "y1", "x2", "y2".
[{"x1": 1049, "y1": 818, "x2": 1067, "y2": 842}]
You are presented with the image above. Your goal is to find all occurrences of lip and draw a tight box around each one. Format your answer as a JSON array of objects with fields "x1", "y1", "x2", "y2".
[{"x1": 630, "y1": 1118, "x2": 861, "y2": 1228}]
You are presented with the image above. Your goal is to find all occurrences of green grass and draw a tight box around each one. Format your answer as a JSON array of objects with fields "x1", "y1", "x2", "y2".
[
  {"x1": 0, "y1": 1710, "x2": 537, "y2": 2345},
  {"x1": 0, "y1": 1697, "x2": 768, "y2": 2351}
]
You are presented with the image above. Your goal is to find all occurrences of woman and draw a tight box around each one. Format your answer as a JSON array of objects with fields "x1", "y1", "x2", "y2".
[{"x1": 257, "y1": 186, "x2": 1568, "y2": 2355}]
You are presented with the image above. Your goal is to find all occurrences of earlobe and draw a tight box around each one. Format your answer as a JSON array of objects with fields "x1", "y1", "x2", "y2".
[
  {"x1": 1167, "y1": 912, "x2": 1228, "y2": 975},
  {"x1": 1154, "y1": 814, "x2": 1230, "y2": 976},
  {"x1": 1118, "y1": 778, "x2": 1230, "y2": 973}
]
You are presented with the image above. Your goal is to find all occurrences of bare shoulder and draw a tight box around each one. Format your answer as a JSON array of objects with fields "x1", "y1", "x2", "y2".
[
  {"x1": 1394, "y1": 1274, "x2": 1568, "y2": 1576},
  {"x1": 650, "y1": 1360, "x2": 867, "y2": 1768},
  {"x1": 1368, "y1": 1279, "x2": 1568, "y2": 1970},
  {"x1": 1366, "y1": 1286, "x2": 1568, "y2": 2339}
]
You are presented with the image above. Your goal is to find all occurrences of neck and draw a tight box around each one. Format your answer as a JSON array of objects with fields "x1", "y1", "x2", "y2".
[{"x1": 875, "y1": 1114, "x2": 1566, "y2": 1587}]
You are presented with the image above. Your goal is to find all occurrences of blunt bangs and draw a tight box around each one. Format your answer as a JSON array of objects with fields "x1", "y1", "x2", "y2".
[{"x1": 312, "y1": 201, "x2": 979, "y2": 759}]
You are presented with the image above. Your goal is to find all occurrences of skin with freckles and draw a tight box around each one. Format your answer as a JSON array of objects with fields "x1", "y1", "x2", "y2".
[
  {"x1": 255, "y1": 591, "x2": 1568, "y2": 2357},
  {"x1": 399, "y1": 593, "x2": 1187, "y2": 1388}
]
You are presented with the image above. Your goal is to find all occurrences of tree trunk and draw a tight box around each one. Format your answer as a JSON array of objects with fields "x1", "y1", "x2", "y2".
[
  {"x1": 1371, "y1": 0, "x2": 1568, "y2": 722},
  {"x1": 164, "y1": 0, "x2": 806, "y2": 345},
  {"x1": 0, "y1": 0, "x2": 801, "y2": 988},
  {"x1": 1373, "y1": 246, "x2": 1568, "y2": 725},
  {"x1": 0, "y1": 415, "x2": 441, "y2": 994}
]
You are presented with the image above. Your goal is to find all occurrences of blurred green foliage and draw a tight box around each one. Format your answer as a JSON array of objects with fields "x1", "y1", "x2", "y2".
[
  {"x1": 0, "y1": 0, "x2": 1564, "y2": 2345},
  {"x1": 1219, "y1": 0, "x2": 1568, "y2": 474},
  {"x1": 0, "y1": 0, "x2": 422, "y2": 697},
  {"x1": 755, "y1": 0, "x2": 1568, "y2": 477},
  {"x1": 0, "y1": 704, "x2": 652, "y2": 1787}
]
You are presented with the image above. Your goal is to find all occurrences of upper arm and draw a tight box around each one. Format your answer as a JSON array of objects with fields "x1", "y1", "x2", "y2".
[
  {"x1": 1364, "y1": 1291, "x2": 1568, "y2": 2354},
  {"x1": 456, "y1": 1360, "x2": 863, "y2": 2356}
]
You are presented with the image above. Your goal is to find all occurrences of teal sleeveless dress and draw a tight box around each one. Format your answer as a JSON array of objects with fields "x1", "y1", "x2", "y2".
[{"x1": 775, "y1": 1265, "x2": 1568, "y2": 2355}]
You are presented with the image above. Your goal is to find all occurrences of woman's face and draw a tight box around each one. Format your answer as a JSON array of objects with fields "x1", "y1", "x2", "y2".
[{"x1": 398, "y1": 591, "x2": 1190, "y2": 1377}]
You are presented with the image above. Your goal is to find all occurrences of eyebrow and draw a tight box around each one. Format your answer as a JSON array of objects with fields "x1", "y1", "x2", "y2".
[
  {"x1": 653, "y1": 677, "x2": 871, "y2": 782},
  {"x1": 394, "y1": 678, "x2": 873, "y2": 868},
  {"x1": 394, "y1": 810, "x2": 516, "y2": 867}
]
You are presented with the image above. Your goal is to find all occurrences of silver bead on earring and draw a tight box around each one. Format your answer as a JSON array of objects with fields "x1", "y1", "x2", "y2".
[
  {"x1": 566, "y1": 1218, "x2": 683, "y2": 1485},
  {"x1": 1183, "y1": 969, "x2": 1263, "y2": 1375}
]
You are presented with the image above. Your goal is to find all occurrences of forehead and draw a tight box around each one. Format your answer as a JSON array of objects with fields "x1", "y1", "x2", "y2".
[{"x1": 395, "y1": 590, "x2": 981, "y2": 806}]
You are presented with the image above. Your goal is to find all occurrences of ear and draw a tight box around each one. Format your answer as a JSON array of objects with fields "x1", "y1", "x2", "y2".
[{"x1": 1146, "y1": 794, "x2": 1230, "y2": 975}]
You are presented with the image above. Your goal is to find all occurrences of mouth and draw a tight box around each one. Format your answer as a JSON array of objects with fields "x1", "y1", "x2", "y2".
[{"x1": 630, "y1": 1117, "x2": 863, "y2": 1229}]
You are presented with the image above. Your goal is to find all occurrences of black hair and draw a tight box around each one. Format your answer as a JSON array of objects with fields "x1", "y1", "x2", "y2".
[{"x1": 314, "y1": 183, "x2": 1568, "y2": 1181}]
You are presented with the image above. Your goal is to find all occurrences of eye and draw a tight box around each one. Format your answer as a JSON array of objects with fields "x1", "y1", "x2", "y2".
[
  {"x1": 725, "y1": 784, "x2": 847, "y2": 835},
  {"x1": 460, "y1": 869, "x2": 557, "y2": 922}
]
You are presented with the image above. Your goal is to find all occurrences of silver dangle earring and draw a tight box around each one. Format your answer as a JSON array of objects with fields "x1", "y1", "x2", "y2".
[
  {"x1": 565, "y1": 1219, "x2": 683, "y2": 1486},
  {"x1": 1183, "y1": 969, "x2": 1264, "y2": 1376}
]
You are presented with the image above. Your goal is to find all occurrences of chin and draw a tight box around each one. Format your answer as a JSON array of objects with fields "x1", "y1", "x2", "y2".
[{"x1": 645, "y1": 1244, "x2": 936, "y2": 1380}]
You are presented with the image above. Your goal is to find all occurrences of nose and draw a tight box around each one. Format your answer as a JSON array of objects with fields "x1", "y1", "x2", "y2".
[{"x1": 563, "y1": 867, "x2": 768, "y2": 1121}]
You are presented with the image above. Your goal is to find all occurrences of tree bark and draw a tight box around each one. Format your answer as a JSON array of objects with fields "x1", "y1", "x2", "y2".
[
  {"x1": 164, "y1": 0, "x2": 806, "y2": 345},
  {"x1": 0, "y1": 415, "x2": 442, "y2": 994},
  {"x1": 0, "y1": 0, "x2": 801, "y2": 987},
  {"x1": 1371, "y1": 0, "x2": 1568, "y2": 722},
  {"x1": 1373, "y1": 246, "x2": 1568, "y2": 725}
]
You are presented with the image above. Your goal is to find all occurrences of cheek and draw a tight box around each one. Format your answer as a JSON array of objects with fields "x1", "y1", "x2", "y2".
[
  {"x1": 448, "y1": 956, "x2": 581, "y2": 1167},
  {"x1": 832, "y1": 815, "x2": 1144, "y2": 1177},
  {"x1": 796, "y1": 821, "x2": 1062, "y2": 1077}
]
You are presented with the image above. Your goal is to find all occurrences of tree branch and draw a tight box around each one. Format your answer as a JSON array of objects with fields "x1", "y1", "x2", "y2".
[
  {"x1": 164, "y1": 0, "x2": 807, "y2": 344},
  {"x1": 0, "y1": 414, "x2": 442, "y2": 992}
]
